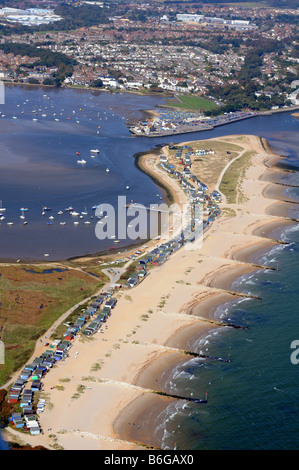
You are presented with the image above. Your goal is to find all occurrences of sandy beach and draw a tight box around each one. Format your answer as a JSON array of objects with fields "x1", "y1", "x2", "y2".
[{"x1": 3, "y1": 133, "x2": 297, "y2": 451}]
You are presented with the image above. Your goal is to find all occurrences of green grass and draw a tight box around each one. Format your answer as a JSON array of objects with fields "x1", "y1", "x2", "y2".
[
  {"x1": 166, "y1": 95, "x2": 218, "y2": 112},
  {"x1": 219, "y1": 151, "x2": 255, "y2": 204},
  {"x1": 0, "y1": 265, "x2": 108, "y2": 386}
]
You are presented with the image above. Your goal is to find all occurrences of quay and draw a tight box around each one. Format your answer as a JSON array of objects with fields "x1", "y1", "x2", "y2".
[
  {"x1": 130, "y1": 110, "x2": 259, "y2": 137},
  {"x1": 130, "y1": 104, "x2": 299, "y2": 138}
]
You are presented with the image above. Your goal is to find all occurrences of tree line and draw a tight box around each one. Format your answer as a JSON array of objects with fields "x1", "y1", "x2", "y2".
[{"x1": 0, "y1": 42, "x2": 77, "y2": 85}]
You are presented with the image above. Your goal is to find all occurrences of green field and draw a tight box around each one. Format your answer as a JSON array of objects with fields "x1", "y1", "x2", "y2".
[{"x1": 166, "y1": 95, "x2": 218, "y2": 112}]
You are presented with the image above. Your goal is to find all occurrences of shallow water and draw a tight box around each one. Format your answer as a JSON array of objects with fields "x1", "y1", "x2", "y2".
[{"x1": 0, "y1": 87, "x2": 299, "y2": 261}]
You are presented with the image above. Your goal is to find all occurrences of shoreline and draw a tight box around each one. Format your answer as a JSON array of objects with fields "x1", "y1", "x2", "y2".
[
  {"x1": 111, "y1": 135, "x2": 298, "y2": 449},
  {"x1": 3, "y1": 132, "x2": 298, "y2": 451}
]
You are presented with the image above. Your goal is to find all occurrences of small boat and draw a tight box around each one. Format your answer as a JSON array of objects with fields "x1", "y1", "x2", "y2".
[
  {"x1": 106, "y1": 168, "x2": 110, "y2": 173},
  {"x1": 57, "y1": 211, "x2": 63, "y2": 215},
  {"x1": 74, "y1": 221, "x2": 79, "y2": 225},
  {"x1": 23, "y1": 221, "x2": 28, "y2": 225},
  {"x1": 44, "y1": 253, "x2": 50, "y2": 257},
  {"x1": 84, "y1": 221, "x2": 91, "y2": 225},
  {"x1": 77, "y1": 159, "x2": 86, "y2": 164},
  {"x1": 70, "y1": 211, "x2": 79, "y2": 216},
  {"x1": 126, "y1": 186, "x2": 130, "y2": 190},
  {"x1": 7, "y1": 222, "x2": 14, "y2": 225},
  {"x1": 76, "y1": 152, "x2": 80, "y2": 156},
  {"x1": 90, "y1": 149, "x2": 99, "y2": 154},
  {"x1": 60, "y1": 222, "x2": 66, "y2": 225}
]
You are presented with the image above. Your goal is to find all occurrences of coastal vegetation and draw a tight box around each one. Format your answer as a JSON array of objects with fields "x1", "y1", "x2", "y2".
[
  {"x1": 0, "y1": 265, "x2": 107, "y2": 386},
  {"x1": 219, "y1": 151, "x2": 255, "y2": 203}
]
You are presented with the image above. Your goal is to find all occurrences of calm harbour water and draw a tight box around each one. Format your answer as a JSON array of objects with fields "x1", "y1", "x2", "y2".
[{"x1": 1, "y1": 86, "x2": 299, "y2": 450}]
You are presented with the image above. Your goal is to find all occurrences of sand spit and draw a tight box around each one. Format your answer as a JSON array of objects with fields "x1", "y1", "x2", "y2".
[{"x1": 3, "y1": 134, "x2": 297, "y2": 451}]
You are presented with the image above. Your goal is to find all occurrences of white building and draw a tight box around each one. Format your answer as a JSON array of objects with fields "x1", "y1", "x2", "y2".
[{"x1": 177, "y1": 14, "x2": 203, "y2": 23}]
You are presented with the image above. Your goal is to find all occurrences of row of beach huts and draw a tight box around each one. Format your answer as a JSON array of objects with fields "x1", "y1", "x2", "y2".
[
  {"x1": 8, "y1": 290, "x2": 118, "y2": 435},
  {"x1": 124, "y1": 146, "x2": 223, "y2": 286},
  {"x1": 159, "y1": 147, "x2": 222, "y2": 221}
]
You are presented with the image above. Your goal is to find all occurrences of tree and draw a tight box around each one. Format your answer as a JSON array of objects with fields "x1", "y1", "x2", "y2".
[
  {"x1": 90, "y1": 79, "x2": 103, "y2": 88},
  {"x1": 43, "y1": 78, "x2": 54, "y2": 86},
  {"x1": 28, "y1": 78, "x2": 39, "y2": 84}
]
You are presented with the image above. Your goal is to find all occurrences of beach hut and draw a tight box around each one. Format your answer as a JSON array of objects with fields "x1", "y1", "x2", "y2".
[
  {"x1": 20, "y1": 370, "x2": 31, "y2": 380},
  {"x1": 138, "y1": 269, "x2": 147, "y2": 278},
  {"x1": 30, "y1": 426, "x2": 41, "y2": 435},
  {"x1": 127, "y1": 277, "x2": 138, "y2": 288},
  {"x1": 11, "y1": 412, "x2": 24, "y2": 428},
  {"x1": 31, "y1": 380, "x2": 41, "y2": 391},
  {"x1": 13, "y1": 418, "x2": 25, "y2": 429},
  {"x1": 104, "y1": 298, "x2": 117, "y2": 309}
]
